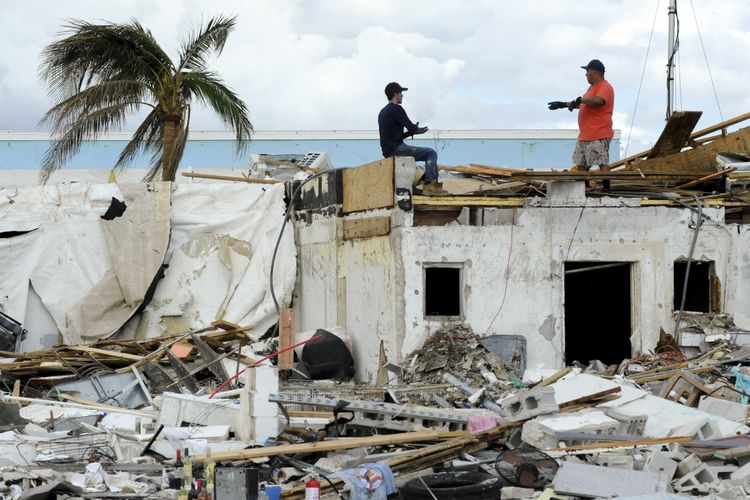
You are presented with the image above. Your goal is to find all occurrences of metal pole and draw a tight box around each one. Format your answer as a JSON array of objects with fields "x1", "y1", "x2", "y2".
[{"x1": 667, "y1": 0, "x2": 677, "y2": 119}]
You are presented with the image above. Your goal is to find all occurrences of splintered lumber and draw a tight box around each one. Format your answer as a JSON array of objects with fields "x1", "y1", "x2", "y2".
[
  {"x1": 281, "y1": 425, "x2": 519, "y2": 498},
  {"x1": 536, "y1": 367, "x2": 572, "y2": 388},
  {"x1": 611, "y1": 111, "x2": 750, "y2": 169},
  {"x1": 63, "y1": 346, "x2": 142, "y2": 362},
  {"x1": 181, "y1": 172, "x2": 281, "y2": 184},
  {"x1": 194, "y1": 429, "x2": 452, "y2": 462},
  {"x1": 558, "y1": 387, "x2": 621, "y2": 408},
  {"x1": 544, "y1": 436, "x2": 693, "y2": 454},
  {"x1": 677, "y1": 167, "x2": 737, "y2": 189},
  {"x1": 439, "y1": 164, "x2": 522, "y2": 178}
]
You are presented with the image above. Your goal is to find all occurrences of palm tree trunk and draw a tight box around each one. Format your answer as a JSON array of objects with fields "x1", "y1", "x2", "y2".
[{"x1": 162, "y1": 120, "x2": 176, "y2": 181}]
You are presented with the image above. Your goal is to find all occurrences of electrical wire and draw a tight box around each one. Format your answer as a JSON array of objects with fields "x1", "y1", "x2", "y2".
[
  {"x1": 624, "y1": 0, "x2": 661, "y2": 159},
  {"x1": 482, "y1": 207, "x2": 515, "y2": 336},
  {"x1": 689, "y1": 0, "x2": 723, "y2": 121},
  {"x1": 673, "y1": 195, "x2": 703, "y2": 338}
]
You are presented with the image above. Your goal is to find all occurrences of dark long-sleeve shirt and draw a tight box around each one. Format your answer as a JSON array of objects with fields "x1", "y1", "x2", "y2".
[{"x1": 378, "y1": 103, "x2": 418, "y2": 157}]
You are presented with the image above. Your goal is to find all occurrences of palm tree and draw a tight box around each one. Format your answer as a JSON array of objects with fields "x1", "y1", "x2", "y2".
[{"x1": 38, "y1": 16, "x2": 252, "y2": 183}]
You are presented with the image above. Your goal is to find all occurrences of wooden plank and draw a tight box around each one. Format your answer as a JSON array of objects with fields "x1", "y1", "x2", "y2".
[
  {"x1": 510, "y1": 171, "x2": 702, "y2": 181},
  {"x1": 342, "y1": 216, "x2": 391, "y2": 240},
  {"x1": 63, "y1": 346, "x2": 142, "y2": 362},
  {"x1": 677, "y1": 167, "x2": 736, "y2": 189},
  {"x1": 194, "y1": 429, "x2": 448, "y2": 462},
  {"x1": 544, "y1": 436, "x2": 693, "y2": 453},
  {"x1": 558, "y1": 387, "x2": 621, "y2": 408},
  {"x1": 439, "y1": 164, "x2": 521, "y2": 177},
  {"x1": 181, "y1": 172, "x2": 281, "y2": 184},
  {"x1": 648, "y1": 111, "x2": 703, "y2": 158},
  {"x1": 342, "y1": 158, "x2": 394, "y2": 213},
  {"x1": 536, "y1": 367, "x2": 572, "y2": 388},
  {"x1": 278, "y1": 308, "x2": 294, "y2": 370}
]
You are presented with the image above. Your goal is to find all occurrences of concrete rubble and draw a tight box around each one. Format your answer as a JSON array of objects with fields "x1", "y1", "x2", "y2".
[{"x1": 1, "y1": 319, "x2": 750, "y2": 499}]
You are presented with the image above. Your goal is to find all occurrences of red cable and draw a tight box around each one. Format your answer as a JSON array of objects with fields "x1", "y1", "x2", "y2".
[{"x1": 208, "y1": 334, "x2": 323, "y2": 398}]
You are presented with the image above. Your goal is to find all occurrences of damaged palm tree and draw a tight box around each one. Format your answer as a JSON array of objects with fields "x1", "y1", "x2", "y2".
[{"x1": 38, "y1": 16, "x2": 252, "y2": 182}]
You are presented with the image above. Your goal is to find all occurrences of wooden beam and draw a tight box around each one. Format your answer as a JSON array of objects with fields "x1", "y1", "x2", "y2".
[
  {"x1": 536, "y1": 367, "x2": 572, "y2": 388},
  {"x1": 545, "y1": 436, "x2": 693, "y2": 453},
  {"x1": 181, "y1": 172, "x2": 281, "y2": 184},
  {"x1": 278, "y1": 308, "x2": 294, "y2": 371},
  {"x1": 193, "y1": 429, "x2": 451, "y2": 462},
  {"x1": 63, "y1": 346, "x2": 142, "y2": 361},
  {"x1": 677, "y1": 167, "x2": 736, "y2": 189}
]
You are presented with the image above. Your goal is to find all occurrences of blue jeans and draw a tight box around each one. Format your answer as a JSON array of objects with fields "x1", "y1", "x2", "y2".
[{"x1": 392, "y1": 143, "x2": 439, "y2": 182}]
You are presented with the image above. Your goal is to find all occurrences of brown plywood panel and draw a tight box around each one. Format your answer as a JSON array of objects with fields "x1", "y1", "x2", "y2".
[
  {"x1": 343, "y1": 158, "x2": 394, "y2": 213},
  {"x1": 648, "y1": 111, "x2": 703, "y2": 158},
  {"x1": 637, "y1": 127, "x2": 750, "y2": 173},
  {"x1": 342, "y1": 216, "x2": 391, "y2": 240}
]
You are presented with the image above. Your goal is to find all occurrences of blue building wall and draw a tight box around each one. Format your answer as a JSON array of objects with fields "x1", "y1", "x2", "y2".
[{"x1": 0, "y1": 131, "x2": 620, "y2": 170}]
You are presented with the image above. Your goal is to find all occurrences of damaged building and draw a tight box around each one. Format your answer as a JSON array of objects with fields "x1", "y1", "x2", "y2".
[{"x1": 3, "y1": 115, "x2": 750, "y2": 498}]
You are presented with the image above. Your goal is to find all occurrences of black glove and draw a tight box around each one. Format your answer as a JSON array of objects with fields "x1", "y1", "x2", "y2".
[
  {"x1": 568, "y1": 96, "x2": 582, "y2": 111},
  {"x1": 547, "y1": 101, "x2": 567, "y2": 110},
  {"x1": 414, "y1": 121, "x2": 428, "y2": 134}
]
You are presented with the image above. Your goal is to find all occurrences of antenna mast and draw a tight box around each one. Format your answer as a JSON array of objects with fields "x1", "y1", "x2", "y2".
[{"x1": 666, "y1": 0, "x2": 678, "y2": 120}]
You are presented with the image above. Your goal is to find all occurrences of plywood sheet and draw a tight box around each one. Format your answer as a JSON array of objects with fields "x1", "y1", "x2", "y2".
[
  {"x1": 343, "y1": 158, "x2": 394, "y2": 213},
  {"x1": 342, "y1": 216, "x2": 391, "y2": 240}
]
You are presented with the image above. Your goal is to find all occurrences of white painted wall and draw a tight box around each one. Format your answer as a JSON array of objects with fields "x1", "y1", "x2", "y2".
[{"x1": 295, "y1": 182, "x2": 750, "y2": 382}]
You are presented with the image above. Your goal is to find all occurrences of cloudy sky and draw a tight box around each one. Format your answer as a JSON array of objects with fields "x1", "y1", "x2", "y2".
[{"x1": 1, "y1": 0, "x2": 749, "y2": 155}]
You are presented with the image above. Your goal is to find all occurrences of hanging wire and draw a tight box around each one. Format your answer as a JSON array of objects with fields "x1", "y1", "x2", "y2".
[
  {"x1": 688, "y1": 0, "x2": 724, "y2": 121},
  {"x1": 677, "y1": 41, "x2": 683, "y2": 110},
  {"x1": 624, "y1": 0, "x2": 661, "y2": 159},
  {"x1": 665, "y1": 1, "x2": 680, "y2": 120}
]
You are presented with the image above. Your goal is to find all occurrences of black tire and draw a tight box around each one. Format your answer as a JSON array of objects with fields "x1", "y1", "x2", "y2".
[{"x1": 400, "y1": 471, "x2": 503, "y2": 500}]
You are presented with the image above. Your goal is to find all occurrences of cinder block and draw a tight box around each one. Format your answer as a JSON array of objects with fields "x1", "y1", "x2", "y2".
[
  {"x1": 673, "y1": 464, "x2": 718, "y2": 492},
  {"x1": 551, "y1": 462, "x2": 663, "y2": 497},
  {"x1": 603, "y1": 408, "x2": 647, "y2": 436},
  {"x1": 707, "y1": 464, "x2": 738, "y2": 480},
  {"x1": 670, "y1": 417, "x2": 722, "y2": 441},
  {"x1": 644, "y1": 452, "x2": 678, "y2": 481},
  {"x1": 698, "y1": 396, "x2": 750, "y2": 422},
  {"x1": 521, "y1": 409, "x2": 620, "y2": 449},
  {"x1": 500, "y1": 386, "x2": 559, "y2": 422},
  {"x1": 730, "y1": 461, "x2": 750, "y2": 480},
  {"x1": 677, "y1": 454, "x2": 704, "y2": 477},
  {"x1": 245, "y1": 365, "x2": 278, "y2": 394},
  {"x1": 594, "y1": 452, "x2": 635, "y2": 470}
]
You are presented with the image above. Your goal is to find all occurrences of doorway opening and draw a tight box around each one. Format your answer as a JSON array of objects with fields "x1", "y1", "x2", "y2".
[
  {"x1": 564, "y1": 262, "x2": 632, "y2": 366},
  {"x1": 674, "y1": 260, "x2": 715, "y2": 313},
  {"x1": 424, "y1": 265, "x2": 462, "y2": 317}
]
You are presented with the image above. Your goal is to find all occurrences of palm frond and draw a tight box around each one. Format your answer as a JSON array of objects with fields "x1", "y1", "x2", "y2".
[
  {"x1": 39, "y1": 19, "x2": 173, "y2": 104},
  {"x1": 40, "y1": 79, "x2": 151, "y2": 130},
  {"x1": 115, "y1": 109, "x2": 163, "y2": 168},
  {"x1": 182, "y1": 71, "x2": 252, "y2": 154},
  {"x1": 178, "y1": 16, "x2": 236, "y2": 72},
  {"x1": 39, "y1": 102, "x2": 139, "y2": 183}
]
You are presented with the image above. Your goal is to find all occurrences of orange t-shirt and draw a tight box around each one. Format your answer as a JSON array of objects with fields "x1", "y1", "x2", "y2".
[{"x1": 578, "y1": 80, "x2": 614, "y2": 141}]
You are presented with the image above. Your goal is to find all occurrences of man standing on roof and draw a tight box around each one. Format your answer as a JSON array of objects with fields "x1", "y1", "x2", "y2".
[
  {"x1": 378, "y1": 82, "x2": 445, "y2": 195},
  {"x1": 548, "y1": 59, "x2": 614, "y2": 190}
]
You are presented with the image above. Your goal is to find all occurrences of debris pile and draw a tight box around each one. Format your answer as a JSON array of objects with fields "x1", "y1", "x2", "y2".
[{"x1": 2, "y1": 315, "x2": 750, "y2": 499}]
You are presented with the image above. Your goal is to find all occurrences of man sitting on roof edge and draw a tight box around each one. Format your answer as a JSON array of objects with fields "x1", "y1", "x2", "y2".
[{"x1": 378, "y1": 82, "x2": 446, "y2": 195}]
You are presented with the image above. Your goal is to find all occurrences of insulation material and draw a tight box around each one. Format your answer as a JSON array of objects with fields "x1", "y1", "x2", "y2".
[{"x1": 0, "y1": 182, "x2": 296, "y2": 344}]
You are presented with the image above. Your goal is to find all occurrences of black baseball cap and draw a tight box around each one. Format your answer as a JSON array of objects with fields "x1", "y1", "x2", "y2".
[
  {"x1": 385, "y1": 82, "x2": 408, "y2": 99},
  {"x1": 581, "y1": 59, "x2": 605, "y2": 72}
]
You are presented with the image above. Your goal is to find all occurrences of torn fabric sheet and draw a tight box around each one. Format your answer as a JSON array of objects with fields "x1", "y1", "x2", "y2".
[{"x1": 0, "y1": 182, "x2": 296, "y2": 344}]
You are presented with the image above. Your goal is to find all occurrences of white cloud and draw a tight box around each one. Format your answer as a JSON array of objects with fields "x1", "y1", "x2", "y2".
[{"x1": 1, "y1": 0, "x2": 749, "y2": 159}]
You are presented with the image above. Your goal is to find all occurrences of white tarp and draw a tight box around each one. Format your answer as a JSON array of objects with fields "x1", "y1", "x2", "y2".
[{"x1": 0, "y1": 181, "x2": 296, "y2": 345}]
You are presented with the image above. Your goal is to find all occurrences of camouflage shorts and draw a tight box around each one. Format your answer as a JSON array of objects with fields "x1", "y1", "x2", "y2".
[{"x1": 572, "y1": 138, "x2": 611, "y2": 167}]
